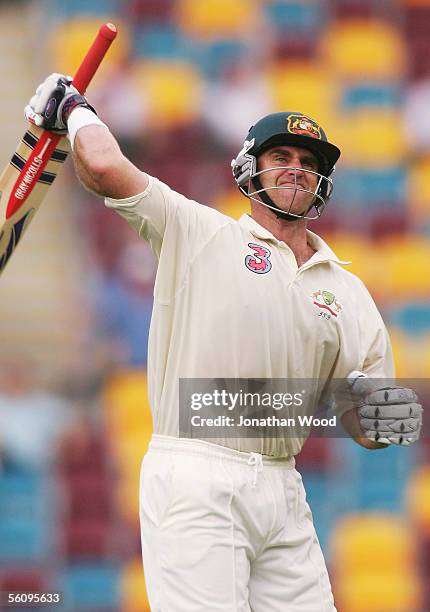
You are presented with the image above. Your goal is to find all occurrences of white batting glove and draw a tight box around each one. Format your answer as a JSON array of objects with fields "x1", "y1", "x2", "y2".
[
  {"x1": 348, "y1": 372, "x2": 423, "y2": 446},
  {"x1": 24, "y1": 73, "x2": 95, "y2": 133}
]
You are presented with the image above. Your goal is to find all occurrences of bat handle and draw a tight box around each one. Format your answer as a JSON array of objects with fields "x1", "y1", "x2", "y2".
[{"x1": 72, "y1": 22, "x2": 117, "y2": 94}]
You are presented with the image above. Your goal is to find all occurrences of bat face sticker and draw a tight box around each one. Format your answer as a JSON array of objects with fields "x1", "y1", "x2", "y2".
[{"x1": 0, "y1": 209, "x2": 35, "y2": 272}]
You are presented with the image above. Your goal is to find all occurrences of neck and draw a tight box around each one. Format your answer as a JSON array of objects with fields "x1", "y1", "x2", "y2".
[{"x1": 250, "y1": 202, "x2": 316, "y2": 267}]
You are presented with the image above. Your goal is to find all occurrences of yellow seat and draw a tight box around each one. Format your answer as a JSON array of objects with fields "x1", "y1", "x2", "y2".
[
  {"x1": 114, "y1": 432, "x2": 152, "y2": 522},
  {"x1": 320, "y1": 20, "x2": 406, "y2": 80},
  {"x1": 331, "y1": 514, "x2": 423, "y2": 611},
  {"x1": 104, "y1": 370, "x2": 153, "y2": 521},
  {"x1": 266, "y1": 61, "x2": 339, "y2": 132},
  {"x1": 331, "y1": 513, "x2": 418, "y2": 575},
  {"x1": 335, "y1": 570, "x2": 423, "y2": 612},
  {"x1": 121, "y1": 558, "x2": 151, "y2": 612},
  {"x1": 175, "y1": 0, "x2": 258, "y2": 38},
  {"x1": 388, "y1": 327, "x2": 423, "y2": 377},
  {"x1": 406, "y1": 464, "x2": 430, "y2": 535},
  {"x1": 49, "y1": 17, "x2": 129, "y2": 77},
  {"x1": 422, "y1": 331, "x2": 430, "y2": 376},
  {"x1": 327, "y1": 233, "x2": 376, "y2": 289},
  {"x1": 131, "y1": 60, "x2": 203, "y2": 129},
  {"x1": 213, "y1": 188, "x2": 250, "y2": 220},
  {"x1": 407, "y1": 155, "x2": 430, "y2": 221},
  {"x1": 338, "y1": 109, "x2": 406, "y2": 165},
  {"x1": 104, "y1": 369, "x2": 152, "y2": 437},
  {"x1": 378, "y1": 237, "x2": 430, "y2": 298}
]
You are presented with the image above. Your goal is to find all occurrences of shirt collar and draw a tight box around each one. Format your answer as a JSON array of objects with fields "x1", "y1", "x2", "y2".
[{"x1": 238, "y1": 214, "x2": 350, "y2": 266}]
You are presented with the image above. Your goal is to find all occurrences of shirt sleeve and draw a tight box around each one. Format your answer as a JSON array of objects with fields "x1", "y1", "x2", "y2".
[
  {"x1": 104, "y1": 174, "x2": 229, "y2": 259},
  {"x1": 332, "y1": 277, "x2": 395, "y2": 419}
]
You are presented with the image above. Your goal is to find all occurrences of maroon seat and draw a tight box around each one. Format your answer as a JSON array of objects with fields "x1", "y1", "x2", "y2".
[
  {"x1": 56, "y1": 425, "x2": 111, "y2": 478},
  {"x1": 125, "y1": 0, "x2": 175, "y2": 24},
  {"x1": 0, "y1": 569, "x2": 47, "y2": 593},
  {"x1": 61, "y1": 518, "x2": 114, "y2": 561},
  {"x1": 296, "y1": 438, "x2": 330, "y2": 472},
  {"x1": 62, "y1": 473, "x2": 116, "y2": 521}
]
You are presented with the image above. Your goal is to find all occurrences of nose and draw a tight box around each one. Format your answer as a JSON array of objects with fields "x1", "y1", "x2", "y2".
[
  {"x1": 285, "y1": 164, "x2": 305, "y2": 183},
  {"x1": 291, "y1": 155, "x2": 306, "y2": 172}
]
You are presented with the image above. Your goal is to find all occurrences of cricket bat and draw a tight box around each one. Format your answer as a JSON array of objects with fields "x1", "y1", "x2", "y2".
[{"x1": 0, "y1": 22, "x2": 117, "y2": 274}]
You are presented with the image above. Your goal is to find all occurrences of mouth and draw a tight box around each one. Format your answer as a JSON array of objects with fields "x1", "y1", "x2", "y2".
[{"x1": 278, "y1": 181, "x2": 305, "y2": 189}]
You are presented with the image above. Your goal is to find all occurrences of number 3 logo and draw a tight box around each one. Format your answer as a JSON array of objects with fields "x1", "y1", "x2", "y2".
[{"x1": 245, "y1": 243, "x2": 272, "y2": 274}]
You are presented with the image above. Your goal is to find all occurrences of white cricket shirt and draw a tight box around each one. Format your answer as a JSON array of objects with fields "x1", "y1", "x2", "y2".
[{"x1": 105, "y1": 176, "x2": 394, "y2": 457}]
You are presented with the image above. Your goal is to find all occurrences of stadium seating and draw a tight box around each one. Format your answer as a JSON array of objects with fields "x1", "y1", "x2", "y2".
[
  {"x1": 332, "y1": 514, "x2": 418, "y2": 573},
  {"x1": 126, "y1": 0, "x2": 175, "y2": 25},
  {"x1": 213, "y1": 188, "x2": 251, "y2": 220},
  {"x1": 175, "y1": 0, "x2": 258, "y2": 38},
  {"x1": 333, "y1": 166, "x2": 407, "y2": 209},
  {"x1": 333, "y1": 0, "x2": 382, "y2": 19},
  {"x1": 0, "y1": 471, "x2": 53, "y2": 563},
  {"x1": 49, "y1": 0, "x2": 120, "y2": 18},
  {"x1": 196, "y1": 38, "x2": 248, "y2": 79},
  {"x1": 133, "y1": 25, "x2": 193, "y2": 61},
  {"x1": 327, "y1": 232, "x2": 374, "y2": 284},
  {"x1": 266, "y1": 61, "x2": 338, "y2": 131},
  {"x1": 3, "y1": 1, "x2": 430, "y2": 609},
  {"x1": 321, "y1": 19, "x2": 406, "y2": 79},
  {"x1": 389, "y1": 302, "x2": 430, "y2": 335},
  {"x1": 337, "y1": 109, "x2": 406, "y2": 165},
  {"x1": 331, "y1": 514, "x2": 423, "y2": 611},
  {"x1": 341, "y1": 83, "x2": 402, "y2": 109},
  {"x1": 48, "y1": 17, "x2": 129, "y2": 76},
  {"x1": 103, "y1": 370, "x2": 151, "y2": 437},
  {"x1": 388, "y1": 327, "x2": 422, "y2": 377},
  {"x1": 61, "y1": 563, "x2": 121, "y2": 610},
  {"x1": 408, "y1": 155, "x2": 430, "y2": 221},
  {"x1": 378, "y1": 237, "x2": 430, "y2": 298},
  {"x1": 120, "y1": 558, "x2": 151, "y2": 612},
  {"x1": 130, "y1": 59, "x2": 203, "y2": 129},
  {"x1": 263, "y1": 1, "x2": 323, "y2": 35},
  {"x1": 334, "y1": 570, "x2": 423, "y2": 612},
  {"x1": 406, "y1": 464, "x2": 430, "y2": 535},
  {"x1": 103, "y1": 371, "x2": 152, "y2": 522},
  {"x1": 404, "y1": 6, "x2": 430, "y2": 77}
]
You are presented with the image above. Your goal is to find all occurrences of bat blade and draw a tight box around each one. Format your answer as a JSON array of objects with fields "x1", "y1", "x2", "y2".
[
  {"x1": 0, "y1": 125, "x2": 69, "y2": 273},
  {"x1": 0, "y1": 22, "x2": 117, "y2": 276}
]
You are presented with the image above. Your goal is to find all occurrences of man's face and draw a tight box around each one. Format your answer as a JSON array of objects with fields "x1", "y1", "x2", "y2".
[{"x1": 255, "y1": 145, "x2": 319, "y2": 216}]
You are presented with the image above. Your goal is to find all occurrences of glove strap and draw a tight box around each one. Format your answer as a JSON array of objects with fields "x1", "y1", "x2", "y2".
[{"x1": 61, "y1": 94, "x2": 97, "y2": 125}]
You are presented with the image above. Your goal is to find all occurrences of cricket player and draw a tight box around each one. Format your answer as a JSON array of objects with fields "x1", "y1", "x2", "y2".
[{"x1": 25, "y1": 75, "x2": 423, "y2": 611}]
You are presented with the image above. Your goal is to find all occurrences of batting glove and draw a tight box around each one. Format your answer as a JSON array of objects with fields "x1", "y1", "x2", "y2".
[
  {"x1": 348, "y1": 372, "x2": 423, "y2": 446},
  {"x1": 24, "y1": 73, "x2": 96, "y2": 134}
]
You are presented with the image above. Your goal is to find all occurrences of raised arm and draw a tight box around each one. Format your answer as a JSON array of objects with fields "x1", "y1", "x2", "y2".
[
  {"x1": 72, "y1": 119, "x2": 148, "y2": 198},
  {"x1": 25, "y1": 73, "x2": 148, "y2": 198}
]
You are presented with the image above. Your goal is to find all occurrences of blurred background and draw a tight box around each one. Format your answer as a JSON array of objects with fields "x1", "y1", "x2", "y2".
[{"x1": 0, "y1": 0, "x2": 429, "y2": 610}]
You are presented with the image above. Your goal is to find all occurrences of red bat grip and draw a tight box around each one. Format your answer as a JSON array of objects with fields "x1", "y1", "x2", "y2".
[{"x1": 72, "y1": 23, "x2": 117, "y2": 94}]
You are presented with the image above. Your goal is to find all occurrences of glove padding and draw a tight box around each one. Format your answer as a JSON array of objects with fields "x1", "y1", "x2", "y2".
[
  {"x1": 351, "y1": 382, "x2": 422, "y2": 446},
  {"x1": 24, "y1": 73, "x2": 95, "y2": 133}
]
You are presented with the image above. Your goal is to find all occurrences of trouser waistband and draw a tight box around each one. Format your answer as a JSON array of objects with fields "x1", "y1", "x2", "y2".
[{"x1": 149, "y1": 434, "x2": 295, "y2": 468}]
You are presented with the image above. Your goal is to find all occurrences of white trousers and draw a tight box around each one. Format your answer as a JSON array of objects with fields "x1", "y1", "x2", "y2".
[{"x1": 140, "y1": 435, "x2": 336, "y2": 612}]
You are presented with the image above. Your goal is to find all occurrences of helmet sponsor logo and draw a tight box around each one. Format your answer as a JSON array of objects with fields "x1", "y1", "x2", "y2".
[
  {"x1": 245, "y1": 243, "x2": 272, "y2": 274},
  {"x1": 311, "y1": 290, "x2": 342, "y2": 317},
  {"x1": 287, "y1": 115, "x2": 321, "y2": 140}
]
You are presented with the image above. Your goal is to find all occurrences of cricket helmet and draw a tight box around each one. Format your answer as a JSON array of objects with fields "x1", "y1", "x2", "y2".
[{"x1": 231, "y1": 112, "x2": 341, "y2": 220}]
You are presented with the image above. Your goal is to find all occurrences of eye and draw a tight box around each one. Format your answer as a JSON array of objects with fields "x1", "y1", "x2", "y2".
[{"x1": 302, "y1": 159, "x2": 318, "y2": 171}]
